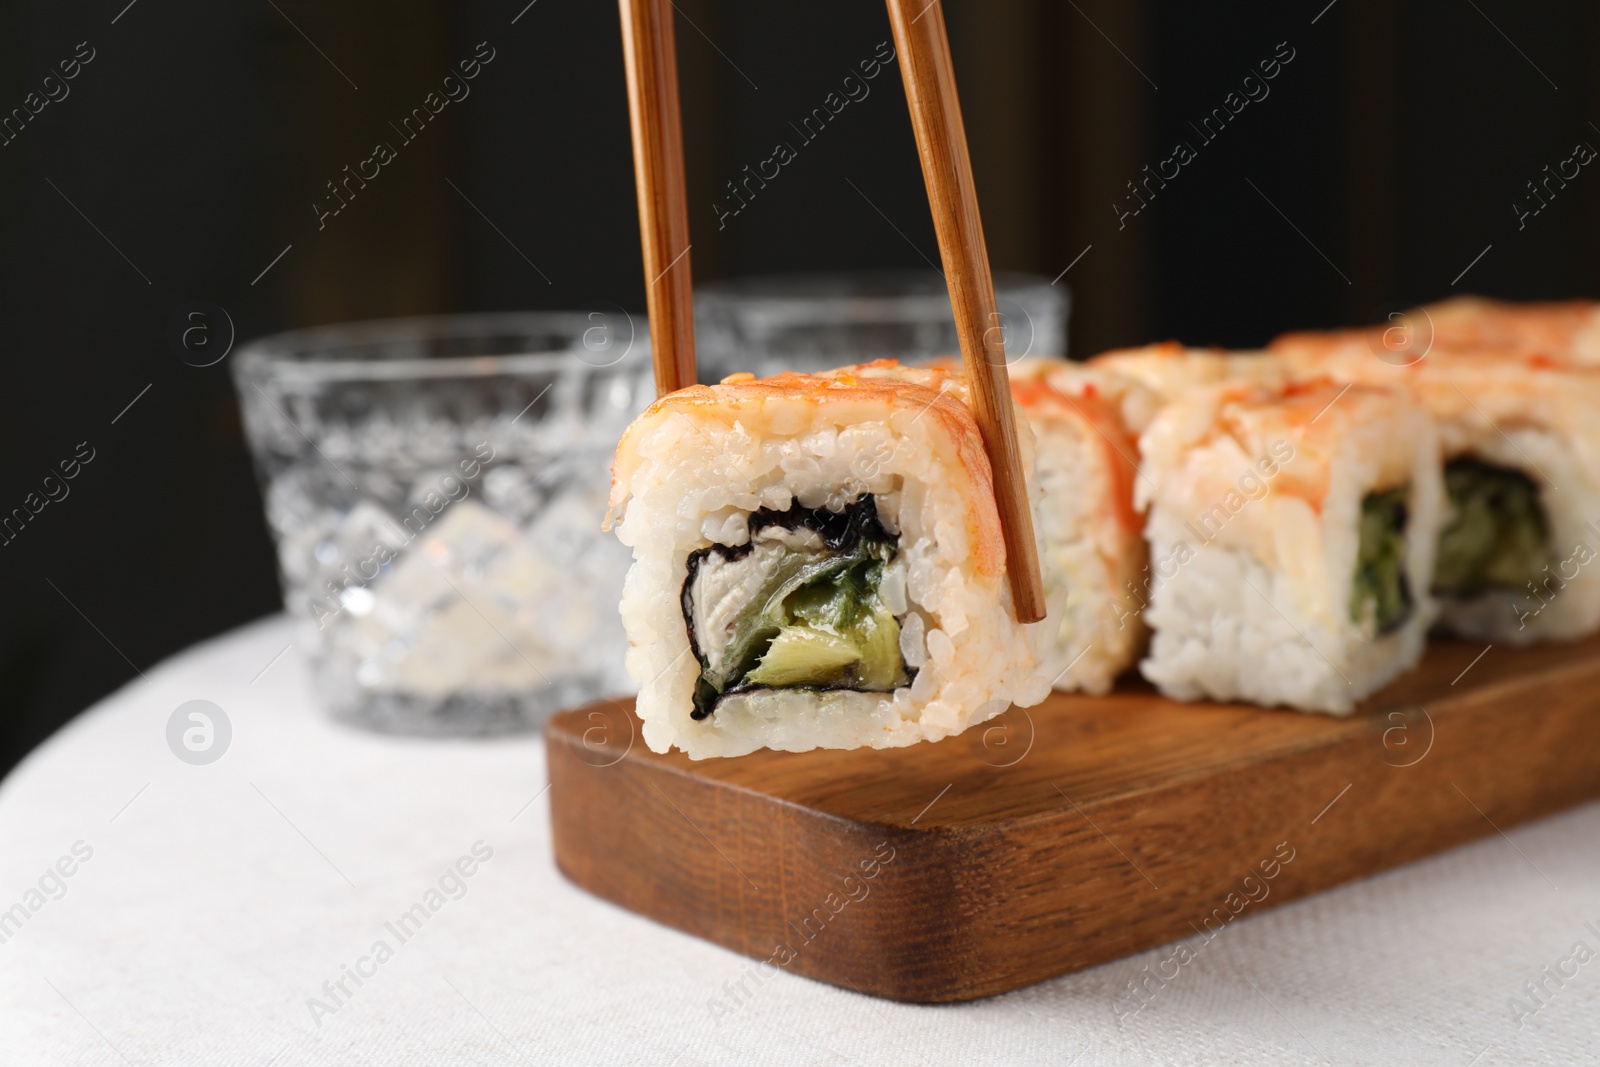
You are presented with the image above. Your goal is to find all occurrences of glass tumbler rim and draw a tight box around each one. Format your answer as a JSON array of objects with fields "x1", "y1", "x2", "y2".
[
  {"x1": 233, "y1": 310, "x2": 645, "y2": 388},
  {"x1": 696, "y1": 267, "x2": 1056, "y2": 297},
  {"x1": 694, "y1": 269, "x2": 1063, "y2": 333}
]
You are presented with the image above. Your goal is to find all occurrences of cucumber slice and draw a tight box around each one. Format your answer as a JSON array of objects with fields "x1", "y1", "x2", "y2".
[
  {"x1": 1351, "y1": 486, "x2": 1413, "y2": 634},
  {"x1": 1433, "y1": 458, "x2": 1548, "y2": 596},
  {"x1": 744, "y1": 626, "x2": 861, "y2": 687}
]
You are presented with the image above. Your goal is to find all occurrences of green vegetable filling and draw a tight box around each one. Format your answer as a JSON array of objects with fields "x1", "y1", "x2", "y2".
[
  {"x1": 1351, "y1": 486, "x2": 1413, "y2": 634},
  {"x1": 1432, "y1": 458, "x2": 1548, "y2": 597},
  {"x1": 685, "y1": 497, "x2": 910, "y2": 719}
]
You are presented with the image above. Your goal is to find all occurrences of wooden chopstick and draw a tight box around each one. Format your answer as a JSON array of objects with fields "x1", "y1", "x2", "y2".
[
  {"x1": 884, "y1": 0, "x2": 1047, "y2": 624},
  {"x1": 618, "y1": 0, "x2": 697, "y2": 396}
]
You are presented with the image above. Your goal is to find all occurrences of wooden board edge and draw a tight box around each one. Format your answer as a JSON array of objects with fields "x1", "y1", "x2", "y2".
[{"x1": 545, "y1": 676, "x2": 1600, "y2": 1002}]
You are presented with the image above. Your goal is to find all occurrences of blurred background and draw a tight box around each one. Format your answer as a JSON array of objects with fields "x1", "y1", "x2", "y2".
[{"x1": 2, "y1": 0, "x2": 1598, "y2": 773}]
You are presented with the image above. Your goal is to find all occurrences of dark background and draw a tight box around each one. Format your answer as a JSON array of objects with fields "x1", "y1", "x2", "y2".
[{"x1": 2, "y1": 0, "x2": 1598, "y2": 775}]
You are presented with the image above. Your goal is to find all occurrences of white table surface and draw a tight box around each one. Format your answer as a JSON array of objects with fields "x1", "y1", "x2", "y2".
[{"x1": 1, "y1": 614, "x2": 1597, "y2": 1066}]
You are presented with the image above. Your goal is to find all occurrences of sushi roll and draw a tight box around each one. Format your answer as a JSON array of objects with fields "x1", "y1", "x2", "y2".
[
  {"x1": 1088, "y1": 342, "x2": 1286, "y2": 430},
  {"x1": 1280, "y1": 298, "x2": 1600, "y2": 368},
  {"x1": 1421, "y1": 296, "x2": 1600, "y2": 366},
  {"x1": 606, "y1": 360, "x2": 1052, "y2": 758},
  {"x1": 1271, "y1": 335, "x2": 1600, "y2": 644},
  {"x1": 1137, "y1": 379, "x2": 1443, "y2": 714},
  {"x1": 1007, "y1": 359, "x2": 1150, "y2": 693}
]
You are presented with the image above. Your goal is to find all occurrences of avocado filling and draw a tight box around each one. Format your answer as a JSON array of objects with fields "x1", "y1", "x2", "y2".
[
  {"x1": 1351, "y1": 486, "x2": 1413, "y2": 635},
  {"x1": 682, "y1": 495, "x2": 911, "y2": 720},
  {"x1": 1432, "y1": 457, "x2": 1549, "y2": 597}
]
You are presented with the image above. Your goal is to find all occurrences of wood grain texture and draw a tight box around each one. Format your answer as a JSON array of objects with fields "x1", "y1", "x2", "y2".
[
  {"x1": 618, "y1": 0, "x2": 697, "y2": 395},
  {"x1": 884, "y1": 0, "x2": 1046, "y2": 622},
  {"x1": 547, "y1": 637, "x2": 1600, "y2": 1002}
]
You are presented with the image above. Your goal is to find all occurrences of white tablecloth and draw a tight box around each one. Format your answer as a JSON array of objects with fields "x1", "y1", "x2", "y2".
[{"x1": 1, "y1": 615, "x2": 1597, "y2": 1065}]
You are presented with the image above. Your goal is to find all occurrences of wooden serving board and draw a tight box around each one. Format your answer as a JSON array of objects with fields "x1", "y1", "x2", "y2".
[{"x1": 545, "y1": 638, "x2": 1600, "y2": 1003}]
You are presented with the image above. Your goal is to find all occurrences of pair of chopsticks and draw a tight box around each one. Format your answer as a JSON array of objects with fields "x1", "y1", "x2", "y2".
[{"x1": 617, "y1": 0, "x2": 1046, "y2": 624}]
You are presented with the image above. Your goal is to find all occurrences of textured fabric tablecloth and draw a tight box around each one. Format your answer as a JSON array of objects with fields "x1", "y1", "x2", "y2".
[{"x1": 1, "y1": 615, "x2": 1597, "y2": 1065}]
